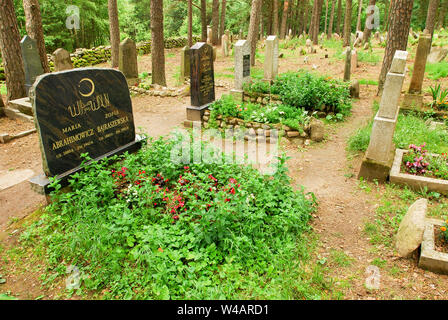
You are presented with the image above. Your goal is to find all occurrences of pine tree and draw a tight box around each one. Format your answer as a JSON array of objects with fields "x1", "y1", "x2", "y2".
[
  {"x1": 150, "y1": 0, "x2": 166, "y2": 86},
  {"x1": 343, "y1": 0, "x2": 353, "y2": 47},
  {"x1": 108, "y1": 0, "x2": 120, "y2": 68}
]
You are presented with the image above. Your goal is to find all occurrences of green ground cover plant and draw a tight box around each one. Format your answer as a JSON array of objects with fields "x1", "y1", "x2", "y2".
[
  {"x1": 403, "y1": 143, "x2": 448, "y2": 180},
  {"x1": 426, "y1": 62, "x2": 448, "y2": 80},
  {"x1": 19, "y1": 136, "x2": 329, "y2": 299}
]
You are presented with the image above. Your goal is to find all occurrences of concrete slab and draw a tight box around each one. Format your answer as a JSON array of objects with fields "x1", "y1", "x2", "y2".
[{"x1": 0, "y1": 169, "x2": 35, "y2": 191}]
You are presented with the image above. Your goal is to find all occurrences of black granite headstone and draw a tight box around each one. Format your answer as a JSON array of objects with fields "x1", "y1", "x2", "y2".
[
  {"x1": 20, "y1": 35, "x2": 44, "y2": 96},
  {"x1": 30, "y1": 68, "x2": 140, "y2": 179},
  {"x1": 190, "y1": 42, "x2": 215, "y2": 107}
]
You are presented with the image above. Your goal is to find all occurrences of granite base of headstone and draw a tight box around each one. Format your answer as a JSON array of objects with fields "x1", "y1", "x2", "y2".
[
  {"x1": 186, "y1": 43, "x2": 215, "y2": 122},
  {"x1": 28, "y1": 68, "x2": 145, "y2": 194},
  {"x1": 358, "y1": 51, "x2": 408, "y2": 182}
]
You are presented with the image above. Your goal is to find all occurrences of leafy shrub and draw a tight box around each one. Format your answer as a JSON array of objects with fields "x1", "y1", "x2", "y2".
[
  {"x1": 21, "y1": 137, "x2": 318, "y2": 299},
  {"x1": 429, "y1": 83, "x2": 448, "y2": 110}
]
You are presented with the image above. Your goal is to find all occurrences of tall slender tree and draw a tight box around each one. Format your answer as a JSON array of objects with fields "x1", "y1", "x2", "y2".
[
  {"x1": 280, "y1": 0, "x2": 289, "y2": 38},
  {"x1": 150, "y1": 0, "x2": 166, "y2": 86},
  {"x1": 356, "y1": 0, "x2": 363, "y2": 31},
  {"x1": 23, "y1": 0, "x2": 49, "y2": 73},
  {"x1": 343, "y1": 0, "x2": 353, "y2": 47},
  {"x1": 0, "y1": 0, "x2": 26, "y2": 102},
  {"x1": 107, "y1": 0, "x2": 120, "y2": 68},
  {"x1": 219, "y1": 0, "x2": 227, "y2": 42},
  {"x1": 188, "y1": 0, "x2": 193, "y2": 46},
  {"x1": 201, "y1": 0, "x2": 207, "y2": 42},
  {"x1": 273, "y1": 0, "x2": 279, "y2": 35},
  {"x1": 312, "y1": 0, "x2": 323, "y2": 44},
  {"x1": 378, "y1": 0, "x2": 414, "y2": 95},
  {"x1": 327, "y1": 0, "x2": 336, "y2": 38},
  {"x1": 362, "y1": 0, "x2": 377, "y2": 44},
  {"x1": 438, "y1": 0, "x2": 448, "y2": 28},
  {"x1": 211, "y1": 0, "x2": 220, "y2": 45},
  {"x1": 324, "y1": 0, "x2": 329, "y2": 35},
  {"x1": 309, "y1": 0, "x2": 318, "y2": 36},
  {"x1": 336, "y1": 0, "x2": 342, "y2": 35},
  {"x1": 425, "y1": 0, "x2": 439, "y2": 38},
  {"x1": 248, "y1": 0, "x2": 263, "y2": 65}
]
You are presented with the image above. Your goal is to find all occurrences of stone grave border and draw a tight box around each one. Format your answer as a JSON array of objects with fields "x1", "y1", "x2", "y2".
[
  {"x1": 390, "y1": 149, "x2": 448, "y2": 195},
  {"x1": 419, "y1": 218, "x2": 448, "y2": 275}
]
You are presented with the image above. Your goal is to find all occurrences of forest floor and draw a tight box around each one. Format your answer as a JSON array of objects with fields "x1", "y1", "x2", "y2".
[{"x1": 1, "y1": 39, "x2": 448, "y2": 299}]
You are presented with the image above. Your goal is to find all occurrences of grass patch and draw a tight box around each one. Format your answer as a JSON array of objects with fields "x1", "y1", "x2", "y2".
[
  {"x1": 425, "y1": 62, "x2": 448, "y2": 80},
  {"x1": 215, "y1": 72, "x2": 234, "y2": 79},
  {"x1": 0, "y1": 83, "x2": 6, "y2": 96},
  {"x1": 329, "y1": 249, "x2": 353, "y2": 267},
  {"x1": 359, "y1": 79, "x2": 379, "y2": 86}
]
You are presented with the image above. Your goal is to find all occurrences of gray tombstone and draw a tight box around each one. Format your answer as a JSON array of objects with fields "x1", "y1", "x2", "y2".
[
  {"x1": 53, "y1": 48, "x2": 73, "y2": 72},
  {"x1": 20, "y1": 35, "x2": 44, "y2": 96},
  {"x1": 119, "y1": 38, "x2": 139, "y2": 85},
  {"x1": 263, "y1": 35, "x2": 279, "y2": 82},
  {"x1": 181, "y1": 46, "x2": 191, "y2": 81},
  {"x1": 231, "y1": 40, "x2": 251, "y2": 101}
]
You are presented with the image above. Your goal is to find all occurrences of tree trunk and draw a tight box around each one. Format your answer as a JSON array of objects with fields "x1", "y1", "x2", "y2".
[
  {"x1": 343, "y1": 0, "x2": 353, "y2": 47},
  {"x1": 280, "y1": 1, "x2": 289, "y2": 39},
  {"x1": 377, "y1": 0, "x2": 414, "y2": 95},
  {"x1": 324, "y1": 0, "x2": 329, "y2": 35},
  {"x1": 150, "y1": 0, "x2": 166, "y2": 86},
  {"x1": 188, "y1": 0, "x2": 193, "y2": 46},
  {"x1": 356, "y1": 0, "x2": 363, "y2": 31},
  {"x1": 313, "y1": 0, "x2": 323, "y2": 44},
  {"x1": 0, "y1": 0, "x2": 26, "y2": 102},
  {"x1": 219, "y1": 0, "x2": 227, "y2": 42},
  {"x1": 362, "y1": 0, "x2": 376, "y2": 44},
  {"x1": 201, "y1": 0, "x2": 207, "y2": 42},
  {"x1": 211, "y1": 0, "x2": 220, "y2": 45},
  {"x1": 385, "y1": 0, "x2": 392, "y2": 32},
  {"x1": 327, "y1": 0, "x2": 336, "y2": 38},
  {"x1": 309, "y1": 0, "x2": 318, "y2": 36},
  {"x1": 438, "y1": 0, "x2": 448, "y2": 28},
  {"x1": 425, "y1": 0, "x2": 439, "y2": 38},
  {"x1": 336, "y1": 0, "x2": 342, "y2": 35},
  {"x1": 107, "y1": 0, "x2": 120, "y2": 68},
  {"x1": 273, "y1": 0, "x2": 279, "y2": 35},
  {"x1": 22, "y1": 0, "x2": 49, "y2": 73},
  {"x1": 248, "y1": 0, "x2": 263, "y2": 66}
]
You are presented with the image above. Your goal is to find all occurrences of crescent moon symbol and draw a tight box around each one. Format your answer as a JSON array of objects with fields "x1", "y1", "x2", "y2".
[{"x1": 79, "y1": 78, "x2": 95, "y2": 97}]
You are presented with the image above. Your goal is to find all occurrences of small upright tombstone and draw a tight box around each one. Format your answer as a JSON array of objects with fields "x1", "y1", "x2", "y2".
[
  {"x1": 180, "y1": 46, "x2": 190, "y2": 81},
  {"x1": 263, "y1": 35, "x2": 279, "y2": 83},
  {"x1": 20, "y1": 35, "x2": 44, "y2": 96},
  {"x1": 221, "y1": 33, "x2": 229, "y2": 57},
  {"x1": 29, "y1": 68, "x2": 143, "y2": 194},
  {"x1": 186, "y1": 42, "x2": 215, "y2": 121},
  {"x1": 343, "y1": 47, "x2": 352, "y2": 82},
  {"x1": 403, "y1": 33, "x2": 432, "y2": 109},
  {"x1": 119, "y1": 38, "x2": 139, "y2": 85},
  {"x1": 351, "y1": 48, "x2": 358, "y2": 71},
  {"x1": 230, "y1": 40, "x2": 251, "y2": 101},
  {"x1": 358, "y1": 50, "x2": 408, "y2": 182},
  {"x1": 207, "y1": 26, "x2": 213, "y2": 44},
  {"x1": 53, "y1": 48, "x2": 73, "y2": 72}
]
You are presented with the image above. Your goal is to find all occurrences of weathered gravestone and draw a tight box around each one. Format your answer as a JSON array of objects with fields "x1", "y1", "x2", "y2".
[
  {"x1": 29, "y1": 68, "x2": 143, "y2": 194},
  {"x1": 403, "y1": 33, "x2": 432, "y2": 109},
  {"x1": 53, "y1": 48, "x2": 73, "y2": 72},
  {"x1": 358, "y1": 50, "x2": 408, "y2": 182},
  {"x1": 180, "y1": 46, "x2": 190, "y2": 81},
  {"x1": 21, "y1": 35, "x2": 44, "y2": 96},
  {"x1": 343, "y1": 47, "x2": 352, "y2": 82},
  {"x1": 119, "y1": 38, "x2": 139, "y2": 85},
  {"x1": 230, "y1": 40, "x2": 251, "y2": 101},
  {"x1": 186, "y1": 43, "x2": 215, "y2": 121},
  {"x1": 221, "y1": 33, "x2": 229, "y2": 57},
  {"x1": 264, "y1": 35, "x2": 279, "y2": 83}
]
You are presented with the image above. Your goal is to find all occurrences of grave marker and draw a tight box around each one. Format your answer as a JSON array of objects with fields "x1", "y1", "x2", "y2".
[
  {"x1": 119, "y1": 38, "x2": 139, "y2": 85},
  {"x1": 180, "y1": 46, "x2": 190, "y2": 81},
  {"x1": 230, "y1": 39, "x2": 251, "y2": 101},
  {"x1": 263, "y1": 35, "x2": 279, "y2": 83},
  {"x1": 358, "y1": 50, "x2": 408, "y2": 182},
  {"x1": 21, "y1": 35, "x2": 44, "y2": 96},
  {"x1": 53, "y1": 48, "x2": 73, "y2": 72},
  {"x1": 186, "y1": 42, "x2": 215, "y2": 121},
  {"x1": 29, "y1": 68, "x2": 143, "y2": 193}
]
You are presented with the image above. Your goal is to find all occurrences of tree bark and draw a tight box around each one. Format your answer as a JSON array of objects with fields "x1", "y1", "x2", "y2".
[
  {"x1": 377, "y1": 0, "x2": 414, "y2": 95},
  {"x1": 188, "y1": 0, "x2": 193, "y2": 46},
  {"x1": 336, "y1": 0, "x2": 342, "y2": 35},
  {"x1": 280, "y1": 1, "x2": 289, "y2": 39},
  {"x1": 309, "y1": 0, "x2": 318, "y2": 36},
  {"x1": 425, "y1": 0, "x2": 439, "y2": 37},
  {"x1": 327, "y1": 0, "x2": 336, "y2": 38},
  {"x1": 362, "y1": 0, "x2": 376, "y2": 44},
  {"x1": 273, "y1": 0, "x2": 279, "y2": 35},
  {"x1": 343, "y1": 0, "x2": 353, "y2": 47},
  {"x1": 438, "y1": 0, "x2": 448, "y2": 28},
  {"x1": 324, "y1": 0, "x2": 329, "y2": 35},
  {"x1": 201, "y1": 0, "x2": 207, "y2": 42},
  {"x1": 248, "y1": 0, "x2": 263, "y2": 66},
  {"x1": 0, "y1": 0, "x2": 26, "y2": 102},
  {"x1": 219, "y1": 0, "x2": 227, "y2": 42},
  {"x1": 211, "y1": 0, "x2": 220, "y2": 45},
  {"x1": 107, "y1": 0, "x2": 120, "y2": 68},
  {"x1": 22, "y1": 0, "x2": 49, "y2": 73},
  {"x1": 150, "y1": 0, "x2": 166, "y2": 86},
  {"x1": 356, "y1": 0, "x2": 363, "y2": 31}
]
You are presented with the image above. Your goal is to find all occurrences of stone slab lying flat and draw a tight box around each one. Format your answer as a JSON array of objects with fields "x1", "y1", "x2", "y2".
[
  {"x1": 0, "y1": 169, "x2": 35, "y2": 191},
  {"x1": 390, "y1": 149, "x2": 448, "y2": 195},
  {"x1": 419, "y1": 218, "x2": 448, "y2": 274},
  {"x1": 9, "y1": 97, "x2": 33, "y2": 116}
]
